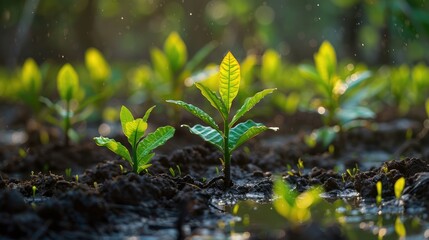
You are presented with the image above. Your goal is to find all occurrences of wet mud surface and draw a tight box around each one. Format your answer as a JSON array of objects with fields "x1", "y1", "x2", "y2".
[{"x1": 0, "y1": 113, "x2": 429, "y2": 239}]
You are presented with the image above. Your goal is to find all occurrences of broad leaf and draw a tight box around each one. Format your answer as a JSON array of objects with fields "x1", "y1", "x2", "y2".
[
  {"x1": 336, "y1": 106, "x2": 375, "y2": 125},
  {"x1": 343, "y1": 71, "x2": 371, "y2": 94},
  {"x1": 166, "y1": 100, "x2": 219, "y2": 131},
  {"x1": 314, "y1": 41, "x2": 336, "y2": 84},
  {"x1": 22, "y1": 58, "x2": 41, "y2": 94},
  {"x1": 195, "y1": 83, "x2": 227, "y2": 119},
  {"x1": 164, "y1": 32, "x2": 187, "y2": 72},
  {"x1": 57, "y1": 64, "x2": 79, "y2": 102},
  {"x1": 151, "y1": 48, "x2": 172, "y2": 82},
  {"x1": 394, "y1": 177, "x2": 405, "y2": 199},
  {"x1": 229, "y1": 120, "x2": 278, "y2": 151},
  {"x1": 137, "y1": 126, "x2": 175, "y2": 160},
  {"x1": 219, "y1": 51, "x2": 240, "y2": 112},
  {"x1": 94, "y1": 136, "x2": 131, "y2": 163},
  {"x1": 142, "y1": 105, "x2": 156, "y2": 122},
  {"x1": 230, "y1": 88, "x2": 276, "y2": 126},
  {"x1": 85, "y1": 48, "x2": 111, "y2": 82},
  {"x1": 124, "y1": 119, "x2": 148, "y2": 145},
  {"x1": 120, "y1": 106, "x2": 134, "y2": 136},
  {"x1": 181, "y1": 124, "x2": 223, "y2": 151}
]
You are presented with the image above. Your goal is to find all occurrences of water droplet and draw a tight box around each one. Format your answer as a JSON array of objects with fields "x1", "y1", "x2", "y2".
[
  {"x1": 317, "y1": 3, "x2": 319, "y2": 6},
  {"x1": 361, "y1": 43, "x2": 365, "y2": 46},
  {"x1": 121, "y1": 16, "x2": 124, "y2": 20},
  {"x1": 189, "y1": 12, "x2": 192, "y2": 16}
]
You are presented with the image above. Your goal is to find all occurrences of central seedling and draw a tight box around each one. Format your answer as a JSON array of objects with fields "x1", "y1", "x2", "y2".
[{"x1": 167, "y1": 52, "x2": 278, "y2": 189}]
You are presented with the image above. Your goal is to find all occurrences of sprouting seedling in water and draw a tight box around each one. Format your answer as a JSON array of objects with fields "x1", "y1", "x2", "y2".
[
  {"x1": 167, "y1": 52, "x2": 278, "y2": 189},
  {"x1": 94, "y1": 106, "x2": 175, "y2": 174}
]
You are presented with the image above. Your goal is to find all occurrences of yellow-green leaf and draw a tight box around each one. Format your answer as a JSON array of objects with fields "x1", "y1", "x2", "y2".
[
  {"x1": 137, "y1": 126, "x2": 175, "y2": 161},
  {"x1": 219, "y1": 51, "x2": 240, "y2": 112},
  {"x1": 314, "y1": 41, "x2": 336, "y2": 84},
  {"x1": 376, "y1": 181, "x2": 382, "y2": 206},
  {"x1": 151, "y1": 48, "x2": 172, "y2": 82},
  {"x1": 124, "y1": 119, "x2": 148, "y2": 145},
  {"x1": 94, "y1": 136, "x2": 131, "y2": 163},
  {"x1": 195, "y1": 83, "x2": 227, "y2": 119},
  {"x1": 166, "y1": 100, "x2": 220, "y2": 131},
  {"x1": 182, "y1": 124, "x2": 223, "y2": 151},
  {"x1": 261, "y1": 49, "x2": 281, "y2": 84},
  {"x1": 395, "y1": 217, "x2": 406, "y2": 238},
  {"x1": 85, "y1": 48, "x2": 111, "y2": 82},
  {"x1": 57, "y1": 64, "x2": 79, "y2": 102},
  {"x1": 120, "y1": 106, "x2": 134, "y2": 136},
  {"x1": 22, "y1": 58, "x2": 41, "y2": 94},
  {"x1": 164, "y1": 32, "x2": 187, "y2": 72},
  {"x1": 425, "y1": 99, "x2": 429, "y2": 118},
  {"x1": 394, "y1": 177, "x2": 405, "y2": 199}
]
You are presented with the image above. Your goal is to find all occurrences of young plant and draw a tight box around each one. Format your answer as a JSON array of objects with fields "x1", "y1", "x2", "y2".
[
  {"x1": 376, "y1": 181, "x2": 382, "y2": 206},
  {"x1": 299, "y1": 41, "x2": 375, "y2": 148},
  {"x1": 167, "y1": 52, "x2": 278, "y2": 189},
  {"x1": 394, "y1": 177, "x2": 405, "y2": 201},
  {"x1": 94, "y1": 106, "x2": 175, "y2": 174}
]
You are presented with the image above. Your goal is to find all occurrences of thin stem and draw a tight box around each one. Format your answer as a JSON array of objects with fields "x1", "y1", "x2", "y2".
[{"x1": 223, "y1": 117, "x2": 231, "y2": 189}]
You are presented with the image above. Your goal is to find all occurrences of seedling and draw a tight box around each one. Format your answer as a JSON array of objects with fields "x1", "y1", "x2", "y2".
[
  {"x1": 94, "y1": 106, "x2": 175, "y2": 174},
  {"x1": 65, "y1": 168, "x2": 71, "y2": 178},
  {"x1": 18, "y1": 58, "x2": 43, "y2": 114},
  {"x1": 167, "y1": 52, "x2": 278, "y2": 189},
  {"x1": 394, "y1": 177, "x2": 405, "y2": 201},
  {"x1": 32, "y1": 185, "x2": 37, "y2": 198},
  {"x1": 376, "y1": 181, "x2": 382, "y2": 206},
  {"x1": 75, "y1": 174, "x2": 79, "y2": 183},
  {"x1": 300, "y1": 41, "x2": 375, "y2": 148}
]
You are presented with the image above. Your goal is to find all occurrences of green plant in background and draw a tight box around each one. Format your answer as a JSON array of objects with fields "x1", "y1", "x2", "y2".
[
  {"x1": 394, "y1": 177, "x2": 405, "y2": 201},
  {"x1": 376, "y1": 181, "x2": 382, "y2": 206},
  {"x1": 17, "y1": 58, "x2": 43, "y2": 114},
  {"x1": 299, "y1": 41, "x2": 375, "y2": 148},
  {"x1": 94, "y1": 106, "x2": 175, "y2": 174},
  {"x1": 167, "y1": 52, "x2": 278, "y2": 189},
  {"x1": 273, "y1": 178, "x2": 322, "y2": 223},
  {"x1": 145, "y1": 32, "x2": 216, "y2": 122}
]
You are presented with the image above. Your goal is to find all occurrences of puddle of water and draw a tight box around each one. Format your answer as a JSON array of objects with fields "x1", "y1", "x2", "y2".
[{"x1": 222, "y1": 197, "x2": 429, "y2": 240}]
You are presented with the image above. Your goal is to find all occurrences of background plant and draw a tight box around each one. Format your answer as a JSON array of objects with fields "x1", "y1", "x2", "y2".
[
  {"x1": 94, "y1": 106, "x2": 175, "y2": 173},
  {"x1": 168, "y1": 51, "x2": 278, "y2": 189}
]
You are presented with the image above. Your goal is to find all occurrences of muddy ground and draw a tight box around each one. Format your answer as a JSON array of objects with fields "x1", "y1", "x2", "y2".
[{"x1": 0, "y1": 109, "x2": 429, "y2": 239}]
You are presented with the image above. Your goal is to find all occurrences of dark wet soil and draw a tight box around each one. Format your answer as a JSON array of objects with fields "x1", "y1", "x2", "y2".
[{"x1": 0, "y1": 110, "x2": 429, "y2": 239}]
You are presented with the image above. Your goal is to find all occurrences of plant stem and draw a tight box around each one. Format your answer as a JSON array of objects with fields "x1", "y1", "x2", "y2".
[
  {"x1": 64, "y1": 100, "x2": 70, "y2": 146},
  {"x1": 223, "y1": 118, "x2": 231, "y2": 189},
  {"x1": 132, "y1": 146, "x2": 138, "y2": 173}
]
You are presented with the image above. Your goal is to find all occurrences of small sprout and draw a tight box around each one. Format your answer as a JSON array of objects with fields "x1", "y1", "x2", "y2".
[
  {"x1": 202, "y1": 177, "x2": 207, "y2": 183},
  {"x1": 394, "y1": 177, "x2": 405, "y2": 200},
  {"x1": 75, "y1": 174, "x2": 79, "y2": 183},
  {"x1": 176, "y1": 165, "x2": 181, "y2": 176},
  {"x1": 169, "y1": 167, "x2": 176, "y2": 177},
  {"x1": 376, "y1": 181, "x2": 382, "y2": 206},
  {"x1": 232, "y1": 204, "x2": 239, "y2": 215},
  {"x1": 405, "y1": 128, "x2": 413, "y2": 140},
  {"x1": 65, "y1": 168, "x2": 71, "y2": 178},
  {"x1": 31, "y1": 171, "x2": 34, "y2": 177},
  {"x1": 328, "y1": 144, "x2": 335, "y2": 154},
  {"x1": 215, "y1": 166, "x2": 220, "y2": 176},
  {"x1": 381, "y1": 164, "x2": 388, "y2": 174},
  {"x1": 93, "y1": 182, "x2": 98, "y2": 190},
  {"x1": 94, "y1": 106, "x2": 175, "y2": 174},
  {"x1": 346, "y1": 164, "x2": 360, "y2": 179},
  {"x1": 18, "y1": 148, "x2": 27, "y2": 158},
  {"x1": 297, "y1": 158, "x2": 304, "y2": 176},
  {"x1": 168, "y1": 52, "x2": 277, "y2": 189},
  {"x1": 32, "y1": 185, "x2": 37, "y2": 198},
  {"x1": 119, "y1": 164, "x2": 125, "y2": 174}
]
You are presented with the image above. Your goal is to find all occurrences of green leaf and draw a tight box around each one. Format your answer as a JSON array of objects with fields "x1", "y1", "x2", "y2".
[
  {"x1": 124, "y1": 119, "x2": 148, "y2": 146},
  {"x1": 394, "y1": 177, "x2": 405, "y2": 200},
  {"x1": 85, "y1": 48, "x2": 111, "y2": 82},
  {"x1": 343, "y1": 71, "x2": 371, "y2": 94},
  {"x1": 336, "y1": 106, "x2": 375, "y2": 125},
  {"x1": 166, "y1": 100, "x2": 219, "y2": 131},
  {"x1": 425, "y1": 99, "x2": 429, "y2": 118},
  {"x1": 93, "y1": 136, "x2": 131, "y2": 163},
  {"x1": 181, "y1": 124, "x2": 223, "y2": 151},
  {"x1": 151, "y1": 48, "x2": 172, "y2": 82},
  {"x1": 57, "y1": 63, "x2": 79, "y2": 102},
  {"x1": 120, "y1": 106, "x2": 134, "y2": 136},
  {"x1": 164, "y1": 32, "x2": 187, "y2": 73},
  {"x1": 219, "y1": 51, "x2": 240, "y2": 112},
  {"x1": 261, "y1": 49, "x2": 281, "y2": 84},
  {"x1": 22, "y1": 58, "x2": 41, "y2": 94},
  {"x1": 143, "y1": 105, "x2": 156, "y2": 122},
  {"x1": 314, "y1": 41, "x2": 337, "y2": 83},
  {"x1": 230, "y1": 88, "x2": 276, "y2": 126},
  {"x1": 195, "y1": 83, "x2": 227, "y2": 119},
  {"x1": 229, "y1": 120, "x2": 278, "y2": 151},
  {"x1": 137, "y1": 126, "x2": 175, "y2": 160},
  {"x1": 395, "y1": 217, "x2": 406, "y2": 238},
  {"x1": 137, "y1": 163, "x2": 153, "y2": 174}
]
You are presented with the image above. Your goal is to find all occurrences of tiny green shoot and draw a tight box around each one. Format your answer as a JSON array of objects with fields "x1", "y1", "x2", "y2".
[
  {"x1": 167, "y1": 52, "x2": 278, "y2": 189},
  {"x1": 394, "y1": 177, "x2": 405, "y2": 200},
  {"x1": 65, "y1": 168, "x2": 71, "y2": 178},
  {"x1": 376, "y1": 181, "x2": 382, "y2": 206},
  {"x1": 94, "y1": 106, "x2": 175, "y2": 174},
  {"x1": 32, "y1": 185, "x2": 37, "y2": 198},
  {"x1": 75, "y1": 174, "x2": 79, "y2": 183},
  {"x1": 169, "y1": 167, "x2": 176, "y2": 177}
]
